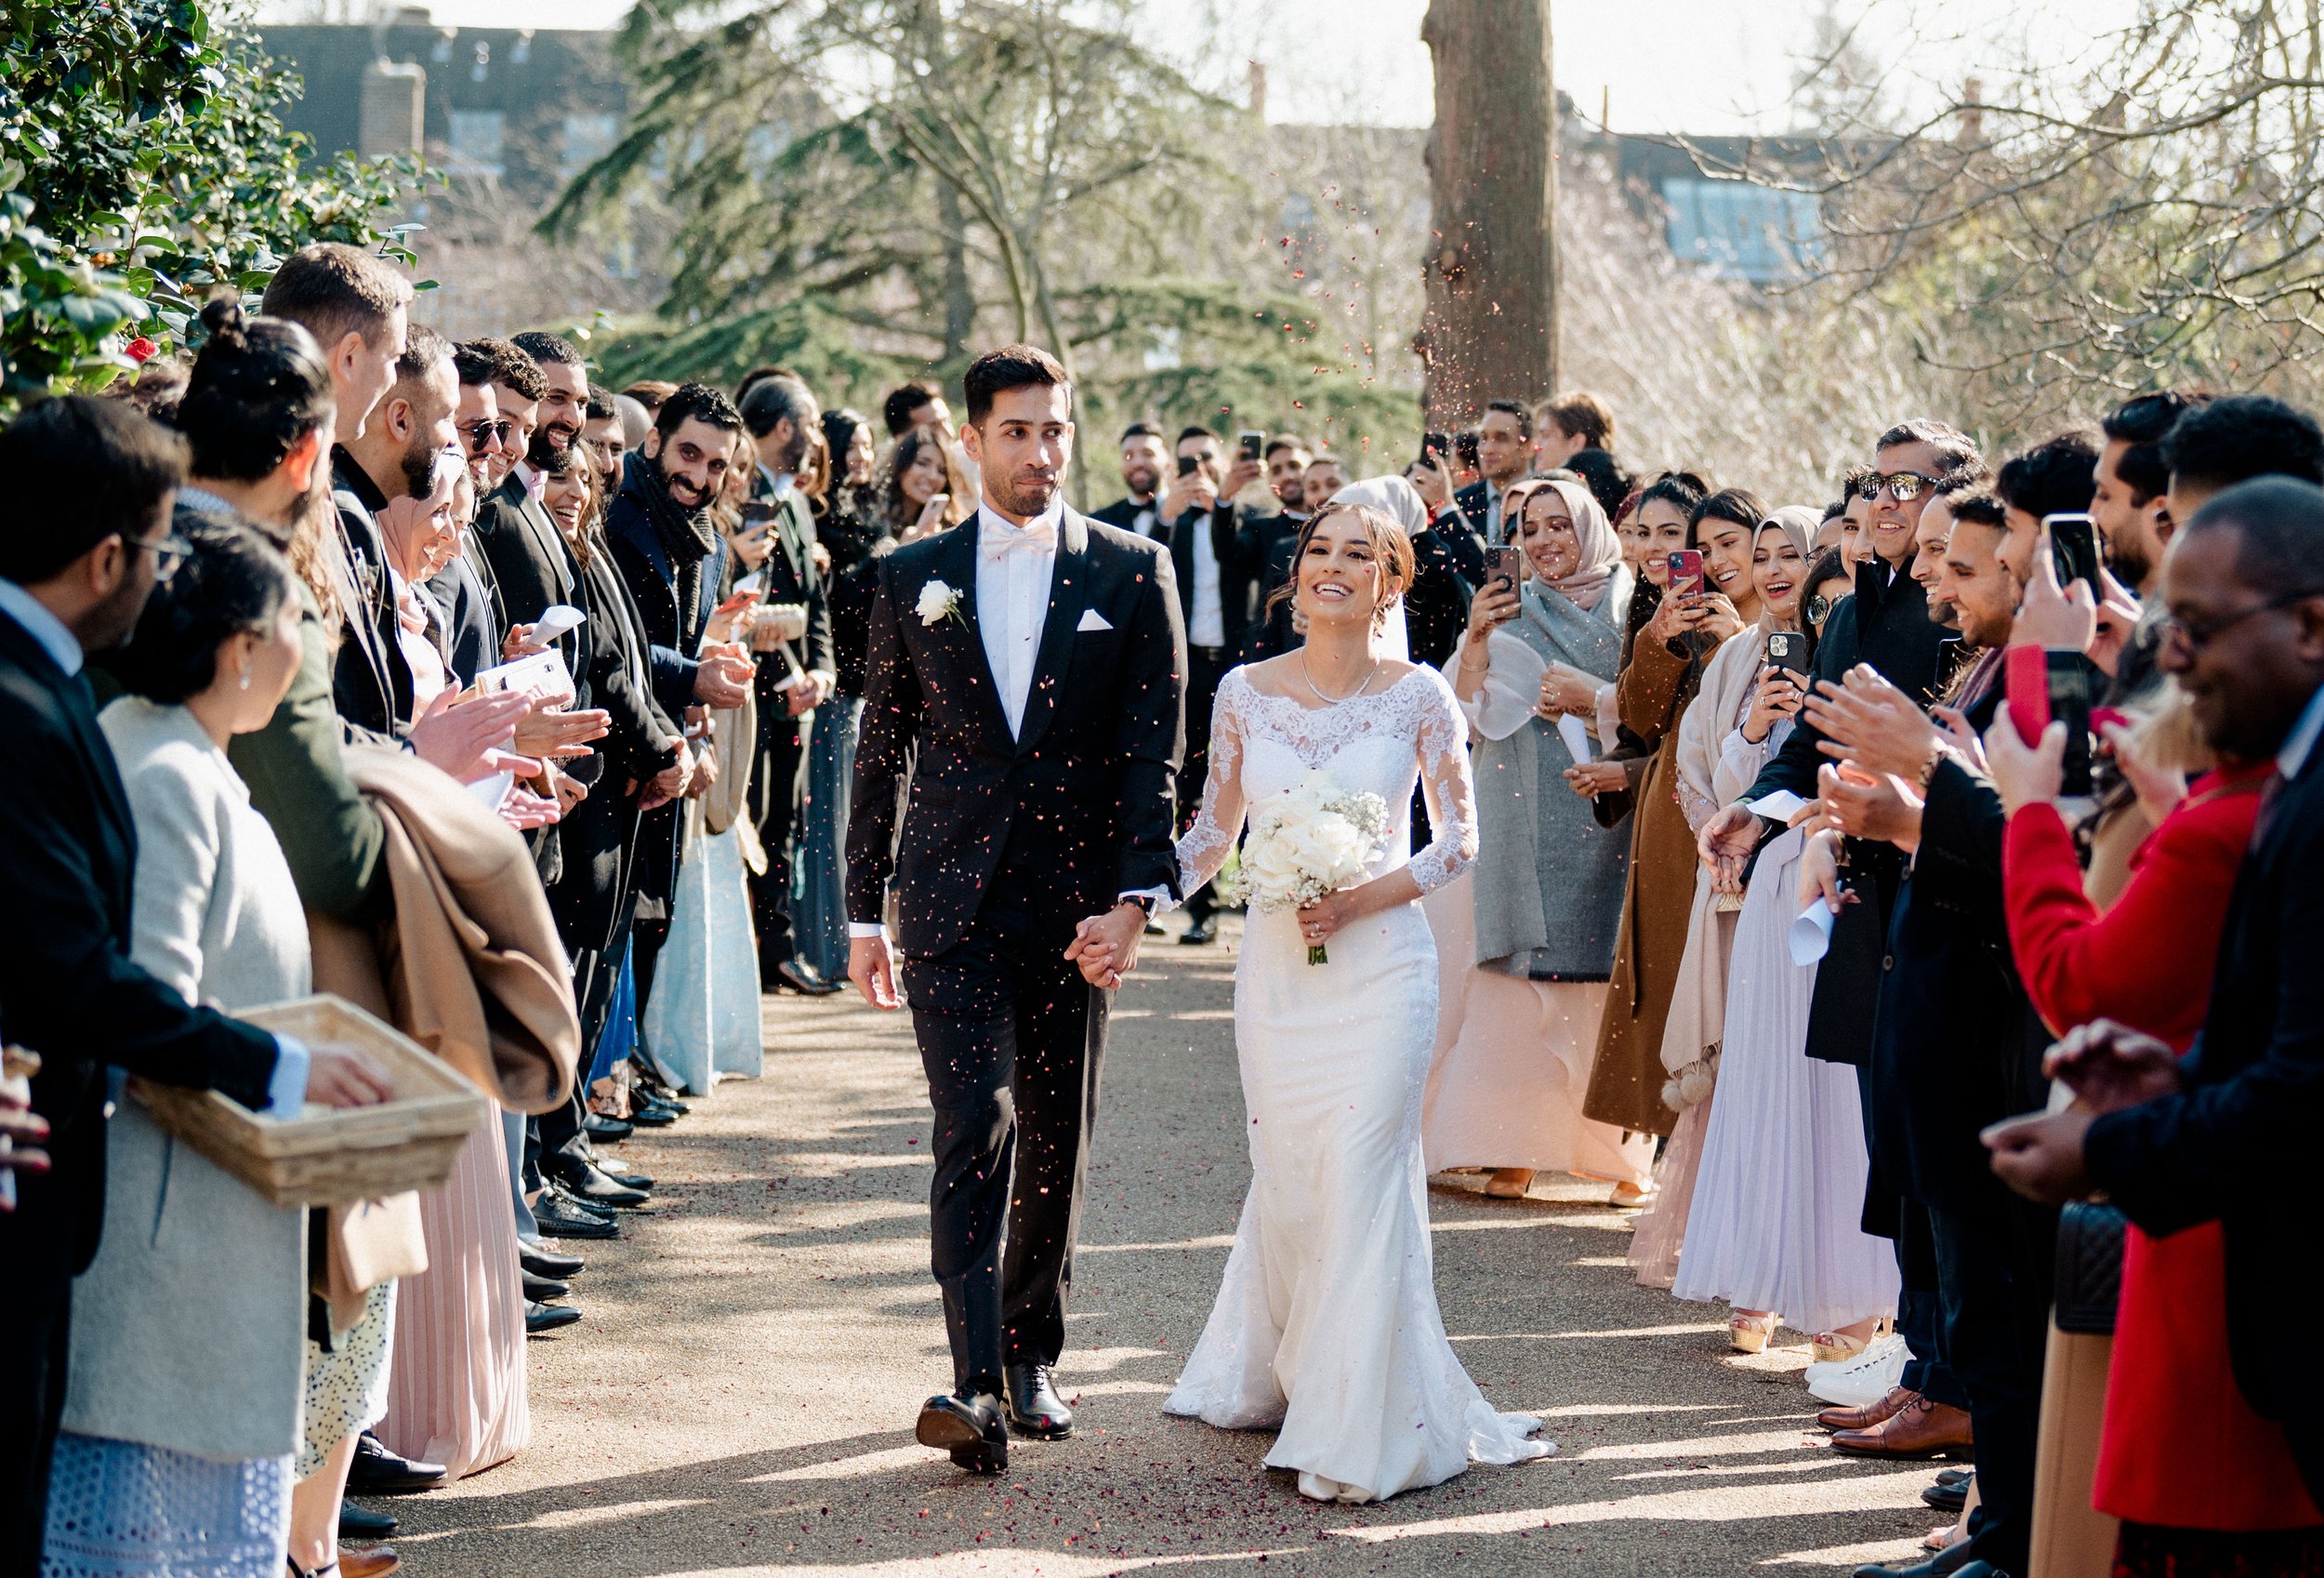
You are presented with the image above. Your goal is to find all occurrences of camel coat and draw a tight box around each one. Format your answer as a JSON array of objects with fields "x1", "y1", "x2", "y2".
[{"x1": 1582, "y1": 629, "x2": 1704, "y2": 1137}]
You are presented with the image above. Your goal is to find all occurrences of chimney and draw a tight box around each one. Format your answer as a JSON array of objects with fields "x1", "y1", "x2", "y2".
[
  {"x1": 1958, "y1": 76, "x2": 1984, "y2": 148},
  {"x1": 1248, "y1": 60, "x2": 1267, "y2": 121},
  {"x1": 360, "y1": 58, "x2": 426, "y2": 158}
]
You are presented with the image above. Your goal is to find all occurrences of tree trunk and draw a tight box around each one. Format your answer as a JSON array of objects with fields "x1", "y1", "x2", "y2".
[
  {"x1": 1418, "y1": 0, "x2": 1558, "y2": 426},
  {"x1": 936, "y1": 183, "x2": 976, "y2": 363}
]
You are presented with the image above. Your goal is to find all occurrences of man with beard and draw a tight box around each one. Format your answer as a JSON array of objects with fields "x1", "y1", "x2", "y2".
[
  {"x1": 739, "y1": 373, "x2": 841, "y2": 995},
  {"x1": 1090, "y1": 423, "x2": 1169, "y2": 537},
  {"x1": 0, "y1": 397, "x2": 392, "y2": 1571},
  {"x1": 584, "y1": 387, "x2": 627, "y2": 497},
  {"x1": 2091, "y1": 391, "x2": 2207, "y2": 706},
  {"x1": 470, "y1": 336, "x2": 585, "y2": 687},
  {"x1": 605, "y1": 383, "x2": 754, "y2": 1042}
]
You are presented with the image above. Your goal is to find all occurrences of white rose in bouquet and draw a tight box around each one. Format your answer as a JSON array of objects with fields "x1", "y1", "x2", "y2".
[{"x1": 1239, "y1": 770, "x2": 1392, "y2": 964}]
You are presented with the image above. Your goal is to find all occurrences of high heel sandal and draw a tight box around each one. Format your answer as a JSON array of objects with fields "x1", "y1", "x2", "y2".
[
  {"x1": 1729, "y1": 1312, "x2": 1778, "y2": 1353},
  {"x1": 1812, "y1": 1329, "x2": 1870, "y2": 1365},
  {"x1": 1483, "y1": 1167, "x2": 1536, "y2": 1199}
]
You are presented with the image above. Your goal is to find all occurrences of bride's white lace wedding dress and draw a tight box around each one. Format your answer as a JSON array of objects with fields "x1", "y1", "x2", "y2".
[{"x1": 1163, "y1": 664, "x2": 1555, "y2": 1503}]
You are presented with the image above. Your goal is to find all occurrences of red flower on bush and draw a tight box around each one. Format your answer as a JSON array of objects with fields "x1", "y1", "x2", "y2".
[{"x1": 124, "y1": 337, "x2": 158, "y2": 365}]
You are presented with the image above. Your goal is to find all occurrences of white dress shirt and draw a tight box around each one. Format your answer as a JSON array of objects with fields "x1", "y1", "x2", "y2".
[
  {"x1": 1183, "y1": 509, "x2": 1225, "y2": 648},
  {"x1": 975, "y1": 498, "x2": 1062, "y2": 737}
]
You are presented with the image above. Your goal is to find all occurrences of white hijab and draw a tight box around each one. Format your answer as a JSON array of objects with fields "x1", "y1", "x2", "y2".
[{"x1": 1321, "y1": 475, "x2": 1420, "y2": 662}]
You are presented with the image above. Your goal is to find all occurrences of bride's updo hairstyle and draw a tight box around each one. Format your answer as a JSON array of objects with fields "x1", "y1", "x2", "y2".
[{"x1": 1270, "y1": 500, "x2": 1417, "y2": 632}]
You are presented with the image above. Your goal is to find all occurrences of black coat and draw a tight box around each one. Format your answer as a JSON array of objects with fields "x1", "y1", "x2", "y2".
[
  {"x1": 1867, "y1": 679, "x2": 2054, "y2": 1213},
  {"x1": 469, "y1": 471, "x2": 582, "y2": 678},
  {"x1": 1743, "y1": 558, "x2": 1958, "y2": 1067},
  {"x1": 2086, "y1": 705, "x2": 2324, "y2": 1503},
  {"x1": 1238, "y1": 511, "x2": 1304, "y2": 662},
  {"x1": 326, "y1": 449, "x2": 415, "y2": 736},
  {"x1": 749, "y1": 488, "x2": 835, "y2": 697},
  {"x1": 0, "y1": 614, "x2": 280, "y2": 1286},
  {"x1": 1441, "y1": 484, "x2": 1493, "y2": 581},
  {"x1": 845, "y1": 511, "x2": 1186, "y2": 960}
]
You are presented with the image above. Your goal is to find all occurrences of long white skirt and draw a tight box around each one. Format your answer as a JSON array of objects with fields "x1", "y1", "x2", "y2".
[
  {"x1": 1165, "y1": 900, "x2": 1553, "y2": 1503},
  {"x1": 1670, "y1": 828, "x2": 1898, "y2": 1334}
]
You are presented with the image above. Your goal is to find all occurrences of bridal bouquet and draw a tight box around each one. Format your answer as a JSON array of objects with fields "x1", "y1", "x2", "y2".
[{"x1": 1240, "y1": 770, "x2": 1391, "y2": 965}]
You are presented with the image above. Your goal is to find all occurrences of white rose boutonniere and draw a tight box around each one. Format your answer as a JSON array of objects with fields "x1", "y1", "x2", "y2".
[{"x1": 917, "y1": 578, "x2": 964, "y2": 629}]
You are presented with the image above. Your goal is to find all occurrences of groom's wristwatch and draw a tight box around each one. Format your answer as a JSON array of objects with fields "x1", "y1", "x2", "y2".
[{"x1": 1122, "y1": 895, "x2": 1156, "y2": 916}]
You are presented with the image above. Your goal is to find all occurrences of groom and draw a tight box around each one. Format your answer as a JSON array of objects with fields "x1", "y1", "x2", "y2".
[{"x1": 845, "y1": 344, "x2": 1187, "y2": 1474}]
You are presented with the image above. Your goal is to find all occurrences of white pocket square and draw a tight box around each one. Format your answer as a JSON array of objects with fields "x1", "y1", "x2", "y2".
[{"x1": 1076, "y1": 609, "x2": 1113, "y2": 632}]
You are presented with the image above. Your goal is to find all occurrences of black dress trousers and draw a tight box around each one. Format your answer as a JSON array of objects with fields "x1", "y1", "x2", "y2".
[{"x1": 898, "y1": 851, "x2": 1108, "y2": 1391}]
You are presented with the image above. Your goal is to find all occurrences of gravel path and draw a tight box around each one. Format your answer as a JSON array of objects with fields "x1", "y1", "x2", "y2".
[{"x1": 387, "y1": 918, "x2": 1945, "y2": 1575}]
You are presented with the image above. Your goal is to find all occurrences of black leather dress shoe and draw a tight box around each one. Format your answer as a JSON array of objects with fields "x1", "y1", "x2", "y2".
[
  {"x1": 1921, "y1": 1474, "x2": 1970, "y2": 1512},
  {"x1": 625, "y1": 1101, "x2": 678, "y2": 1129},
  {"x1": 347, "y1": 1432, "x2": 446, "y2": 1495},
  {"x1": 525, "y1": 1300, "x2": 582, "y2": 1335},
  {"x1": 772, "y1": 958, "x2": 845, "y2": 995},
  {"x1": 522, "y1": 1268, "x2": 571, "y2": 1302},
  {"x1": 1180, "y1": 915, "x2": 1217, "y2": 946},
  {"x1": 530, "y1": 1192, "x2": 619, "y2": 1240},
  {"x1": 519, "y1": 1244, "x2": 584, "y2": 1280},
  {"x1": 916, "y1": 1389, "x2": 1008, "y2": 1474},
  {"x1": 338, "y1": 1499, "x2": 398, "y2": 1540},
  {"x1": 547, "y1": 1159, "x2": 649, "y2": 1209},
  {"x1": 1850, "y1": 1539, "x2": 1982, "y2": 1578},
  {"x1": 599, "y1": 1164, "x2": 654, "y2": 1191},
  {"x1": 583, "y1": 1113, "x2": 633, "y2": 1144},
  {"x1": 1003, "y1": 1362, "x2": 1074, "y2": 1439}
]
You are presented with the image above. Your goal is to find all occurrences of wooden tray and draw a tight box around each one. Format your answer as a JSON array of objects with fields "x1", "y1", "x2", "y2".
[{"x1": 132, "y1": 994, "x2": 490, "y2": 1208}]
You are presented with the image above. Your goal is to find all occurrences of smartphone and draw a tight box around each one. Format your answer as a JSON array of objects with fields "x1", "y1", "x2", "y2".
[
  {"x1": 1456, "y1": 431, "x2": 1480, "y2": 470},
  {"x1": 2005, "y1": 643, "x2": 2050, "y2": 747},
  {"x1": 1238, "y1": 430, "x2": 1265, "y2": 463},
  {"x1": 2048, "y1": 650, "x2": 2094, "y2": 796},
  {"x1": 1420, "y1": 431, "x2": 1449, "y2": 467},
  {"x1": 1486, "y1": 545, "x2": 1524, "y2": 592},
  {"x1": 738, "y1": 500, "x2": 777, "y2": 528},
  {"x1": 1176, "y1": 453, "x2": 1200, "y2": 477},
  {"x1": 1667, "y1": 549, "x2": 1705, "y2": 598},
  {"x1": 1764, "y1": 630, "x2": 1808, "y2": 676},
  {"x1": 2046, "y1": 512, "x2": 2102, "y2": 592}
]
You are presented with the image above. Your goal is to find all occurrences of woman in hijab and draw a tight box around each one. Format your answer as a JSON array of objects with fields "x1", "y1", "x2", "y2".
[
  {"x1": 1582, "y1": 487, "x2": 1754, "y2": 1163},
  {"x1": 1423, "y1": 477, "x2": 1655, "y2": 1200},
  {"x1": 1670, "y1": 516, "x2": 1898, "y2": 1359}
]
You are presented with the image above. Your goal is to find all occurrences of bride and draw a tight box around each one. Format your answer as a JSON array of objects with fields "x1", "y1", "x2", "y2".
[{"x1": 1159, "y1": 499, "x2": 1553, "y2": 1502}]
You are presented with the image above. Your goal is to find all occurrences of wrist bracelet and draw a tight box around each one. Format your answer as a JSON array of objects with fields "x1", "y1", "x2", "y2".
[{"x1": 1915, "y1": 741, "x2": 1949, "y2": 789}]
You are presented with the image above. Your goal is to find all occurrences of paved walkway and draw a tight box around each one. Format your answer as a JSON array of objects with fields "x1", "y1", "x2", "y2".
[{"x1": 390, "y1": 920, "x2": 1945, "y2": 1576}]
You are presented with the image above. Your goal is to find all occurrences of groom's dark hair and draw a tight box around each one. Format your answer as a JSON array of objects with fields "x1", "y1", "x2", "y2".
[{"x1": 964, "y1": 344, "x2": 1071, "y2": 426}]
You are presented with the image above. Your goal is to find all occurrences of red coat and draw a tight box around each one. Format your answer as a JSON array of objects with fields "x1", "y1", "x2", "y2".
[{"x1": 2003, "y1": 766, "x2": 2319, "y2": 1532}]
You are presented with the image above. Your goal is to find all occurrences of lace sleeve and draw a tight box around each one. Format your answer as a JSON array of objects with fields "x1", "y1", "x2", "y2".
[
  {"x1": 1175, "y1": 671, "x2": 1248, "y2": 898},
  {"x1": 1410, "y1": 671, "x2": 1480, "y2": 895}
]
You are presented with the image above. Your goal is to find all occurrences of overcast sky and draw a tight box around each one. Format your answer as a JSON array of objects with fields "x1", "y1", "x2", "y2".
[{"x1": 260, "y1": 0, "x2": 2139, "y2": 133}]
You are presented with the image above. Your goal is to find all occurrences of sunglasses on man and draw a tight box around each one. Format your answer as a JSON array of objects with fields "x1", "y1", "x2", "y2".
[
  {"x1": 459, "y1": 418, "x2": 517, "y2": 452},
  {"x1": 1852, "y1": 471, "x2": 1944, "y2": 504}
]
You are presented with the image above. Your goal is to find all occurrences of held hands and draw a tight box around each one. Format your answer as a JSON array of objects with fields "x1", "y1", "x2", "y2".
[
  {"x1": 1063, "y1": 902, "x2": 1150, "y2": 990},
  {"x1": 849, "y1": 932, "x2": 903, "y2": 1010},
  {"x1": 637, "y1": 738, "x2": 694, "y2": 812},
  {"x1": 1536, "y1": 664, "x2": 1599, "y2": 721}
]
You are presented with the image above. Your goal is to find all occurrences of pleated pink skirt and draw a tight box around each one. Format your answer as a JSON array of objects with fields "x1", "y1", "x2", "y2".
[{"x1": 378, "y1": 1111, "x2": 528, "y2": 1479}]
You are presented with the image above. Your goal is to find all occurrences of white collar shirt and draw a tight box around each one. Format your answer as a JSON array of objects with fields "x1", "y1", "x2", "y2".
[
  {"x1": 1173, "y1": 506, "x2": 1226, "y2": 649},
  {"x1": 0, "y1": 577, "x2": 83, "y2": 676},
  {"x1": 975, "y1": 499, "x2": 1063, "y2": 738}
]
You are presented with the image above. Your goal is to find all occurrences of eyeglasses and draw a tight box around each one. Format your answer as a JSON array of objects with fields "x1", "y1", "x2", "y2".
[
  {"x1": 2159, "y1": 590, "x2": 2314, "y2": 654},
  {"x1": 1853, "y1": 471, "x2": 1943, "y2": 504},
  {"x1": 459, "y1": 418, "x2": 517, "y2": 452},
  {"x1": 127, "y1": 530, "x2": 191, "y2": 582},
  {"x1": 1805, "y1": 591, "x2": 1834, "y2": 627}
]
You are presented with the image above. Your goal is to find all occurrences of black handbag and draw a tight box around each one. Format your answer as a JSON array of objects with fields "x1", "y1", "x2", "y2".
[{"x1": 2052, "y1": 1200, "x2": 2128, "y2": 1335}]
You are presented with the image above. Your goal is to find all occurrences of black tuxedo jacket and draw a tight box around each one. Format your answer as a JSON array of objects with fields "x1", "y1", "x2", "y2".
[
  {"x1": 327, "y1": 450, "x2": 416, "y2": 736},
  {"x1": 1437, "y1": 484, "x2": 1492, "y2": 583},
  {"x1": 471, "y1": 472, "x2": 584, "y2": 678},
  {"x1": 0, "y1": 615, "x2": 279, "y2": 1283},
  {"x1": 1089, "y1": 495, "x2": 1160, "y2": 537},
  {"x1": 750, "y1": 488, "x2": 836, "y2": 705},
  {"x1": 1093, "y1": 495, "x2": 1259, "y2": 654},
  {"x1": 2087, "y1": 716, "x2": 2324, "y2": 1500},
  {"x1": 846, "y1": 511, "x2": 1186, "y2": 960}
]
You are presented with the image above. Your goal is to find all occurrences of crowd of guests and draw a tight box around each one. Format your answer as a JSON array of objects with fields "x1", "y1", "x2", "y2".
[{"x1": 0, "y1": 233, "x2": 2317, "y2": 1578}]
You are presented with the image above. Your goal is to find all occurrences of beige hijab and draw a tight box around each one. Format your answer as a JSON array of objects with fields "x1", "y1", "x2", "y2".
[{"x1": 1526, "y1": 477, "x2": 1625, "y2": 612}]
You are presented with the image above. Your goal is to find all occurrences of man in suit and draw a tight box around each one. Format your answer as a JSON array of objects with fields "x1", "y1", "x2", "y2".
[
  {"x1": 739, "y1": 374, "x2": 841, "y2": 995},
  {"x1": 1088, "y1": 422, "x2": 1168, "y2": 537},
  {"x1": 1806, "y1": 486, "x2": 2059, "y2": 1578},
  {"x1": 1701, "y1": 420, "x2": 1986, "y2": 1478},
  {"x1": 0, "y1": 398, "x2": 389, "y2": 1573},
  {"x1": 1452, "y1": 398, "x2": 1539, "y2": 558},
  {"x1": 846, "y1": 344, "x2": 1185, "y2": 1475},
  {"x1": 603, "y1": 384, "x2": 753, "y2": 1027},
  {"x1": 1988, "y1": 474, "x2": 2324, "y2": 1520},
  {"x1": 1233, "y1": 433, "x2": 1310, "y2": 656}
]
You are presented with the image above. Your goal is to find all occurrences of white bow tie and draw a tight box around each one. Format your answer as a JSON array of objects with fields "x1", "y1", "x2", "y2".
[{"x1": 980, "y1": 516, "x2": 1056, "y2": 560}]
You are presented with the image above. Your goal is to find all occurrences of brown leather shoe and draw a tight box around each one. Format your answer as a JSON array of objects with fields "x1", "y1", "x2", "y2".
[
  {"x1": 1829, "y1": 1395, "x2": 1974, "y2": 1460},
  {"x1": 339, "y1": 1547, "x2": 401, "y2": 1578},
  {"x1": 1818, "y1": 1384, "x2": 1918, "y2": 1433}
]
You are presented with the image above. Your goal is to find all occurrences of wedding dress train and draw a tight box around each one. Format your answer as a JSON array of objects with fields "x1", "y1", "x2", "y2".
[{"x1": 1163, "y1": 666, "x2": 1553, "y2": 1503}]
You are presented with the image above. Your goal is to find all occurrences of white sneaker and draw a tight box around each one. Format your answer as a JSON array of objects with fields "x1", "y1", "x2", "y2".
[{"x1": 1806, "y1": 1332, "x2": 1908, "y2": 1408}]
